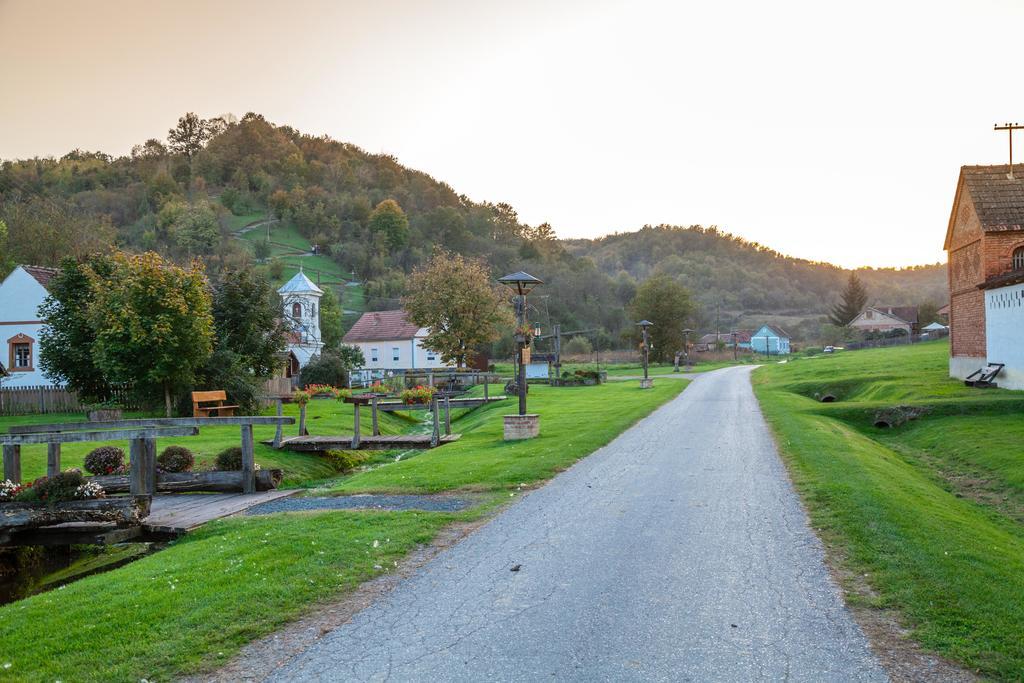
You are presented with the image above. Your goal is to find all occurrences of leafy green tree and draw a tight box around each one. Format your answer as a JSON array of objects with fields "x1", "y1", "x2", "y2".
[
  {"x1": 338, "y1": 343, "x2": 365, "y2": 369},
  {"x1": 0, "y1": 219, "x2": 13, "y2": 278},
  {"x1": 368, "y1": 199, "x2": 409, "y2": 249},
  {"x1": 157, "y1": 200, "x2": 220, "y2": 255},
  {"x1": 319, "y1": 288, "x2": 344, "y2": 349},
  {"x1": 38, "y1": 255, "x2": 117, "y2": 403},
  {"x1": 629, "y1": 274, "x2": 697, "y2": 363},
  {"x1": 403, "y1": 251, "x2": 514, "y2": 368},
  {"x1": 299, "y1": 349, "x2": 349, "y2": 387},
  {"x1": 167, "y1": 112, "x2": 212, "y2": 161},
  {"x1": 253, "y1": 239, "x2": 272, "y2": 261},
  {"x1": 918, "y1": 301, "x2": 941, "y2": 326},
  {"x1": 828, "y1": 272, "x2": 869, "y2": 327},
  {"x1": 86, "y1": 251, "x2": 214, "y2": 416}
]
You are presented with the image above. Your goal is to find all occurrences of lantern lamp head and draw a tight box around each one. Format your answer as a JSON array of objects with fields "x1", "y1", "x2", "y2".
[
  {"x1": 636, "y1": 319, "x2": 654, "y2": 329},
  {"x1": 498, "y1": 271, "x2": 544, "y2": 296},
  {"x1": 533, "y1": 323, "x2": 542, "y2": 337}
]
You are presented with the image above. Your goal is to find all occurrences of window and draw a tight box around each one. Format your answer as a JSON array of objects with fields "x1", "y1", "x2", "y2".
[
  {"x1": 1013, "y1": 246, "x2": 1024, "y2": 271},
  {"x1": 291, "y1": 302, "x2": 302, "y2": 318},
  {"x1": 7, "y1": 334, "x2": 34, "y2": 372},
  {"x1": 370, "y1": 347, "x2": 379, "y2": 363},
  {"x1": 392, "y1": 347, "x2": 400, "y2": 362},
  {"x1": 426, "y1": 350, "x2": 437, "y2": 362}
]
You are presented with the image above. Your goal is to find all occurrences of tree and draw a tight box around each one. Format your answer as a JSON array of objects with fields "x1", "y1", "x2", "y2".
[
  {"x1": 157, "y1": 200, "x2": 220, "y2": 255},
  {"x1": 167, "y1": 113, "x2": 212, "y2": 161},
  {"x1": 918, "y1": 301, "x2": 941, "y2": 326},
  {"x1": 0, "y1": 197, "x2": 116, "y2": 267},
  {"x1": 0, "y1": 219, "x2": 12, "y2": 278},
  {"x1": 368, "y1": 199, "x2": 409, "y2": 249},
  {"x1": 403, "y1": 251, "x2": 514, "y2": 368},
  {"x1": 319, "y1": 288, "x2": 344, "y2": 349},
  {"x1": 828, "y1": 272, "x2": 869, "y2": 327},
  {"x1": 629, "y1": 274, "x2": 697, "y2": 363},
  {"x1": 38, "y1": 255, "x2": 117, "y2": 403},
  {"x1": 86, "y1": 251, "x2": 214, "y2": 416}
]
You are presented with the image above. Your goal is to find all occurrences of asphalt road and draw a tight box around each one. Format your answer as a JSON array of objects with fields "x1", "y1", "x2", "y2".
[{"x1": 269, "y1": 367, "x2": 887, "y2": 682}]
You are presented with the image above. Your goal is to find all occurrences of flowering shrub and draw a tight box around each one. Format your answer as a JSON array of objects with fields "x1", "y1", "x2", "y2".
[
  {"x1": 157, "y1": 445, "x2": 194, "y2": 473},
  {"x1": 304, "y1": 384, "x2": 337, "y2": 397},
  {"x1": 9, "y1": 470, "x2": 106, "y2": 504},
  {"x1": 74, "y1": 481, "x2": 106, "y2": 499},
  {"x1": 0, "y1": 479, "x2": 25, "y2": 501},
  {"x1": 400, "y1": 385, "x2": 436, "y2": 405},
  {"x1": 84, "y1": 446, "x2": 126, "y2": 476},
  {"x1": 291, "y1": 389, "x2": 311, "y2": 405}
]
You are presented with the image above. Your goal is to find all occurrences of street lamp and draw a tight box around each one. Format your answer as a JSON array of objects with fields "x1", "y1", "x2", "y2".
[
  {"x1": 637, "y1": 320, "x2": 654, "y2": 388},
  {"x1": 498, "y1": 272, "x2": 543, "y2": 438},
  {"x1": 731, "y1": 330, "x2": 738, "y2": 361},
  {"x1": 681, "y1": 328, "x2": 694, "y2": 371}
]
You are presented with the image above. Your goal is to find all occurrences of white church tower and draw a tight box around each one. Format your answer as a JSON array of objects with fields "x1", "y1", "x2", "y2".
[{"x1": 277, "y1": 268, "x2": 325, "y2": 368}]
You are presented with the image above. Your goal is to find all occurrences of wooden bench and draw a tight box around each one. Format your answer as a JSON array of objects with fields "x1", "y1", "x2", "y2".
[
  {"x1": 965, "y1": 363, "x2": 1004, "y2": 388},
  {"x1": 191, "y1": 390, "x2": 239, "y2": 418}
]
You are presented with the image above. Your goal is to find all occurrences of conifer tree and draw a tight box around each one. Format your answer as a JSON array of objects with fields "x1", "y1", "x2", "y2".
[{"x1": 828, "y1": 272, "x2": 868, "y2": 326}]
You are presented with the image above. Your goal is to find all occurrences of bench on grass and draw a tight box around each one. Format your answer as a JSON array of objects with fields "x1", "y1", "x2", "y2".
[
  {"x1": 191, "y1": 390, "x2": 239, "y2": 418},
  {"x1": 964, "y1": 363, "x2": 1004, "y2": 388}
]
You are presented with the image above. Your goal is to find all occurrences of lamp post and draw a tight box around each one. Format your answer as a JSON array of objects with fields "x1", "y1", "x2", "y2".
[
  {"x1": 681, "y1": 328, "x2": 693, "y2": 371},
  {"x1": 731, "y1": 330, "x2": 738, "y2": 361},
  {"x1": 498, "y1": 271, "x2": 543, "y2": 439},
  {"x1": 637, "y1": 320, "x2": 654, "y2": 388}
]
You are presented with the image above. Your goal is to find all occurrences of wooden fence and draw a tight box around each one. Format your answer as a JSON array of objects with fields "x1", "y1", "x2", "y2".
[{"x1": 0, "y1": 385, "x2": 136, "y2": 417}]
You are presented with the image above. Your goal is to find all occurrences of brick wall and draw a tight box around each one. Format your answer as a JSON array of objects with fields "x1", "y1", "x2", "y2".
[
  {"x1": 982, "y1": 231, "x2": 1024, "y2": 279},
  {"x1": 951, "y1": 288, "x2": 985, "y2": 357}
]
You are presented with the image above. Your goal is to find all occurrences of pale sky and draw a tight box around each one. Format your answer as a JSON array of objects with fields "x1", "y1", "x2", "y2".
[{"x1": 2, "y1": 0, "x2": 1022, "y2": 268}]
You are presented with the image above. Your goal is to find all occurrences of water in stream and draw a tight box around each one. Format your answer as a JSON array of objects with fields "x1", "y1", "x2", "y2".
[{"x1": 0, "y1": 544, "x2": 154, "y2": 605}]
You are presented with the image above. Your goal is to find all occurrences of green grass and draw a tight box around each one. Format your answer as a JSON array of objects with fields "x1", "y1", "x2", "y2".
[
  {"x1": 222, "y1": 211, "x2": 266, "y2": 232},
  {"x1": 0, "y1": 511, "x2": 453, "y2": 682},
  {"x1": 0, "y1": 377, "x2": 688, "y2": 681},
  {"x1": 331, "y1": 379, "x2": 687, "y2": 494},
  {"x1": 754, "y1": 340, "x2": 1024, "y2": 678},
  {"x1": 0, "y1": 399, "x2": 414, "y2": 487},
  {"x1": 492, "y1": 358, "x2": 756, "y2": 378}
]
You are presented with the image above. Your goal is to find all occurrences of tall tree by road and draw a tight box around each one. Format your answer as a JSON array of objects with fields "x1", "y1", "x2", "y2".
[
  {"x1": 828, "y1": 272, "x2": 869, "y2": 326},
  {"x1": 403, "y1": 251, "x2": 513, "y2": 368},
  {"x1": 629, "y1": 274, "x2": 697, "y2": 363}
]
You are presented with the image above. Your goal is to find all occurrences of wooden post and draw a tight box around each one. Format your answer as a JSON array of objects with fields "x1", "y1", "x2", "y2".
[
  {"x1": 430, "y1": 396, "x2": 440, "y2": 447},
  {"x1": 129, "y1": 438, "x2": 146, "y2": 495},
  {"x1": 428, "y1": 372, "x2": 434, "y2": 388},
  {"x1": 371, "y1": 396, "x2": 380, "y2": 436},
  {"x1": 3, "y1": 445, "x2": 21, "y2": 484},
  {"x1": 47, "y1": 443, "x2": 61, "y2": 477},
  {"x1": 351, "y1": 402, "x2": 361, "y2": 450},
  {"x1": 444, "y1": 394, "x2": 451, "y2": 436},
  {"x1": 240, "y1": 424, "x2": 255, "y2": 495},
  {"x1": 484, "y1": 379, "x2": 489, "y2": 401},
  {"x1": 273, "y1": 398, "x2": 283, "y2": 449},
  {"x1": 298, "y1": 403, "x2": 308, "y2": 436},
  {"x1": 144, "y1": 438, "x2": 157, "y2": 494}
]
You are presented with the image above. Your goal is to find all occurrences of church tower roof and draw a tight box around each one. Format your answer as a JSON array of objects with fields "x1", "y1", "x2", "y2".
[{"x1": 277, "y1": 269, "x2": 324, "y2": 295}]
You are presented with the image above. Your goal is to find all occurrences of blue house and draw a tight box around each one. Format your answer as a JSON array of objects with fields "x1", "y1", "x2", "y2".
[{"x1": 750, "y1": 324, "x2": 791, "y2": 355}]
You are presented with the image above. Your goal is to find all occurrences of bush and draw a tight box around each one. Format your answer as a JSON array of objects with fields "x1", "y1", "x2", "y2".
[
  {"x1": 158, "y1": 445, "x2": 194, "y2": 473},
  {"x1": 84, "y1": 446, "x2": 126, "y2": 476},
  {"x1": 564, "y1": 336, "x2": 593, "y2": 356},
  {"x1": 299, "y1": 350, "x2": 349, "y2": 387},
  {"x1": 215, "y1": 446, "x2": 243, "y2": 471},
  {"x1": 322, "y1": 450, "x2": 367, "y2": 473},
  {"x1": 400, "y1": 385, "x2": 435, "y2": 405},
  {"x1": 14, "y1": 470, "x2": 103, "y2": 504}
]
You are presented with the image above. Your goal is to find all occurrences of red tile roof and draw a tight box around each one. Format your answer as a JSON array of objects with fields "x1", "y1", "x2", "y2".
[
  {"x1": 343, "y1": 310, "x2": 422, "y2": 343},
  {"x1": 21, "y1": 265, "x2": 58, "y2": 289}
]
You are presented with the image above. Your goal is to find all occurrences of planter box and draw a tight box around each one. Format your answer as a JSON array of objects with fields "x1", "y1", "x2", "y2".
[
  {"x1": 504, "y1": 414, "x2": 540, "y2": 440},
  {"x1": 87, "y1": 408, "x2": 123, "y2": 422},
  {"x1": 0, "y1": 495, "x2": 150, "y2": 531},
  {"x1": 91, "y1": 469, "x2": 283, "y2": 494}
]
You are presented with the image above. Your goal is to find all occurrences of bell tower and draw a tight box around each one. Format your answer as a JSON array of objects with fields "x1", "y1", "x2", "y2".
[{"x1": 277, "y1": 268, "x2": 325, "y2": 365}]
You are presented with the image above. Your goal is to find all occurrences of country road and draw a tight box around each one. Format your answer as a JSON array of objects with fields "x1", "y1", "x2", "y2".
[{"x1": 269, "y1": 367, "x2": 887, "y2": 682}]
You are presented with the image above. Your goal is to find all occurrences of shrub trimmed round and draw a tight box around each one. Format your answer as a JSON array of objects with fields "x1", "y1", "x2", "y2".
[
  {"x1": 215, "y1": 446, "x2": 243, "y2": 471},
  {"x1": 158, "y1": 445, "x2": 195, "y2": 473},
  {"x1": 84, "y1": 446, "x2": 126, "y2": 476}
]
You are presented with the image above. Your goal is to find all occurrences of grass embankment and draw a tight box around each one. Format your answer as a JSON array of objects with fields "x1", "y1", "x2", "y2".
[
  {"x1": 492, "y1": 358, "x2": 755, "y2": 378},
  {"x1": 0, "y1": 399, "x2": 414, "y2": 487},
  {"x1": 0, "y1": 379, "x2": 686, "y2": 682},
  {"x1": 754, "y1": 341, "x2": 1024, "y2": 679}
]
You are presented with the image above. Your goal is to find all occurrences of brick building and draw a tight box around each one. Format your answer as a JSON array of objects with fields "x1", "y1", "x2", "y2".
[{"x1": 944, "y1": 164, "x2": 1024, "y2": 384}]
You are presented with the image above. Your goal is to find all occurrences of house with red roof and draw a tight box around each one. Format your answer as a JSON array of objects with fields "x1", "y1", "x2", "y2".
[
  {"x1": 342, "y1": 310, "x2": 451, "y2": 382},
  {"x1": 0, "y1": 265, "x2": 60, "y2": 387}
]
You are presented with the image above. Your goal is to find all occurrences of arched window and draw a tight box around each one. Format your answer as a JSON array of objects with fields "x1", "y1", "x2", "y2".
[
  {"x1": 291, "y1": 302, "x2": 302, "y2": 318},
  {"x1": 1013, "y1": 246, "x2": 1024, "y2": 271}
]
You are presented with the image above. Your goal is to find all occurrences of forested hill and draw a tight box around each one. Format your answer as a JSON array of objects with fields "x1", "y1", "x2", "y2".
[
  {"x1": 565, "y1": 226, "x2": 947, "y2": 315},
  {"x1": 0, "y1": 112, "x2": 946, "y2": 344}
]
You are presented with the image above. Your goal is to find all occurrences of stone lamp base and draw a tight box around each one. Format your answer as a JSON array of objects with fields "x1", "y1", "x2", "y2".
[
  {"x1": 639, "y1": 378, "x2": 654, "y2": 389},
  {"x1": 504, "y1": 414, "x2": 540, "y2": 440}
]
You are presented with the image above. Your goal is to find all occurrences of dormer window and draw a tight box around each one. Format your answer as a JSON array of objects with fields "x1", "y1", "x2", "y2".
[
  {"x1": 292, "y1": 302, "x2": 302, "y2": 318},
  {"x1": 1013, "y1": 246, "x2": 1024, "y2": 271}
]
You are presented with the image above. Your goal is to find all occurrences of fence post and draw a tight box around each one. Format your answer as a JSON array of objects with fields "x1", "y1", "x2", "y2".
[
  {"x1": 240, "y1": 424, "x2": 255, "y2": 495},
  {"x1": 38, "y1": 387, "x2": 44, "y2": 413},
  {"x1": 444, "y1": 394, "x2": 451, "y2": 436},
  {"x1": 3, "y1": 445, "x2": 21, "y2": 484},
  {"x1": 430, "y1": 396, "x2": 440, "y2": 447},
  {"x1": 47, "y1": 443, "x2": 61, "y2": 477},
  {"x1": 273, "y1": 399, "x2": 283, "y2": 448},
  {"x1": 351, "y1": 402, "x2": 361, "y2": 450},
  {"x1": 371, "y1": 395, "x2": 380, "y2": 436},
  {"x1": 129, "y1": 438, "x2": 146, "y2": 495}
]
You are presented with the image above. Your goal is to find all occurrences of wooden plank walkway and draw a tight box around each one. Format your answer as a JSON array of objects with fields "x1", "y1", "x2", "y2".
[
  {"x1": 142, "y1": 489, "x2": 298, "y2": 536},
  {"x1": 271, "y1": 434, "x2": 462, "y2": 452}
]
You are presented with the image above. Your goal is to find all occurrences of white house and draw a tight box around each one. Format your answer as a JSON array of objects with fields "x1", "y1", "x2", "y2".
[
  {"x1": 342, "y1": 310, "x2": 451, "y2": 381},
  {"x1": 0, "y1": 265, "x2": 59, "y2": 387},
  {"x1": 750, "y1": 324, "x2": 791, "y2": 355},
  {"x1": 277, "y1": 270, "x2": 325, "y2": 369},
  {"x1": 848, "y1": 306, "x2": 919, "y2": 336},
  {"x1": 980, "y1": 273, "x2": 1024, "y2": 389}
]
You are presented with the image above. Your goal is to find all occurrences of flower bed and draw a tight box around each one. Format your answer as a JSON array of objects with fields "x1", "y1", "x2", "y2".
[{"x1": 400, "y1": 385, "x2": 436, "y2": 405}]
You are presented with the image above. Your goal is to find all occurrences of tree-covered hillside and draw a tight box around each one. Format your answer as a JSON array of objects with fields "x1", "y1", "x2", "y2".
[{"x1": 0, "y1": 113, "x2": 947, "y2": 345}]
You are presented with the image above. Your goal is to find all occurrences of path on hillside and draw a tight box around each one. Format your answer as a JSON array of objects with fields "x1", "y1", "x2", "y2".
[{"x1": 269, "y1": 368, "x2": 886, "y2": 682}]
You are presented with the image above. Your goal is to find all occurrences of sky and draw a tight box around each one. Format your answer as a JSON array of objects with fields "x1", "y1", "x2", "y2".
[{"x1": 2, "y1": 0, "x2": 1023, "y2": 268}]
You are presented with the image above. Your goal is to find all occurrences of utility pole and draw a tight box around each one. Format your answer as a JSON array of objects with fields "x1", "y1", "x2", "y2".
[
  {"x1": 995, "y1": 122, "x2": 1024, "y2": 180},
  {"x1": 553, "y1": 323, "x2": 562, "y2": 382}
]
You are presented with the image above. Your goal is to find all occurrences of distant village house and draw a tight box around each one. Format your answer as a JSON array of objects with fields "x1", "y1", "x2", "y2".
[
  {"x1": 847, "y1": 306, "x2": 919, "y2": 336},
  {"x1": 750, "y1": 325, "x2": 791, "y2": 355},
  {"x1": 0, "y1": 265, "x2": 59, "y2": 388},
  {"x1": 342, "y1": 310, "x2": 451, "y2": 384},
  {"x1": 945, "y1": 164, "x2": 1024, "y2": 389}
]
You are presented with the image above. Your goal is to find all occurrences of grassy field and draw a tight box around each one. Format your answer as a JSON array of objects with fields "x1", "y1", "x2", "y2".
[
  {"x1": 753, "y1": 340, "x2": 1024, "y2": 679},
  {"x1": 492, "y1": 357, "x2": 756, "y2": 378},
  {"x1": 0, "y1": 379, "x2": 687, "y2": 681}
]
